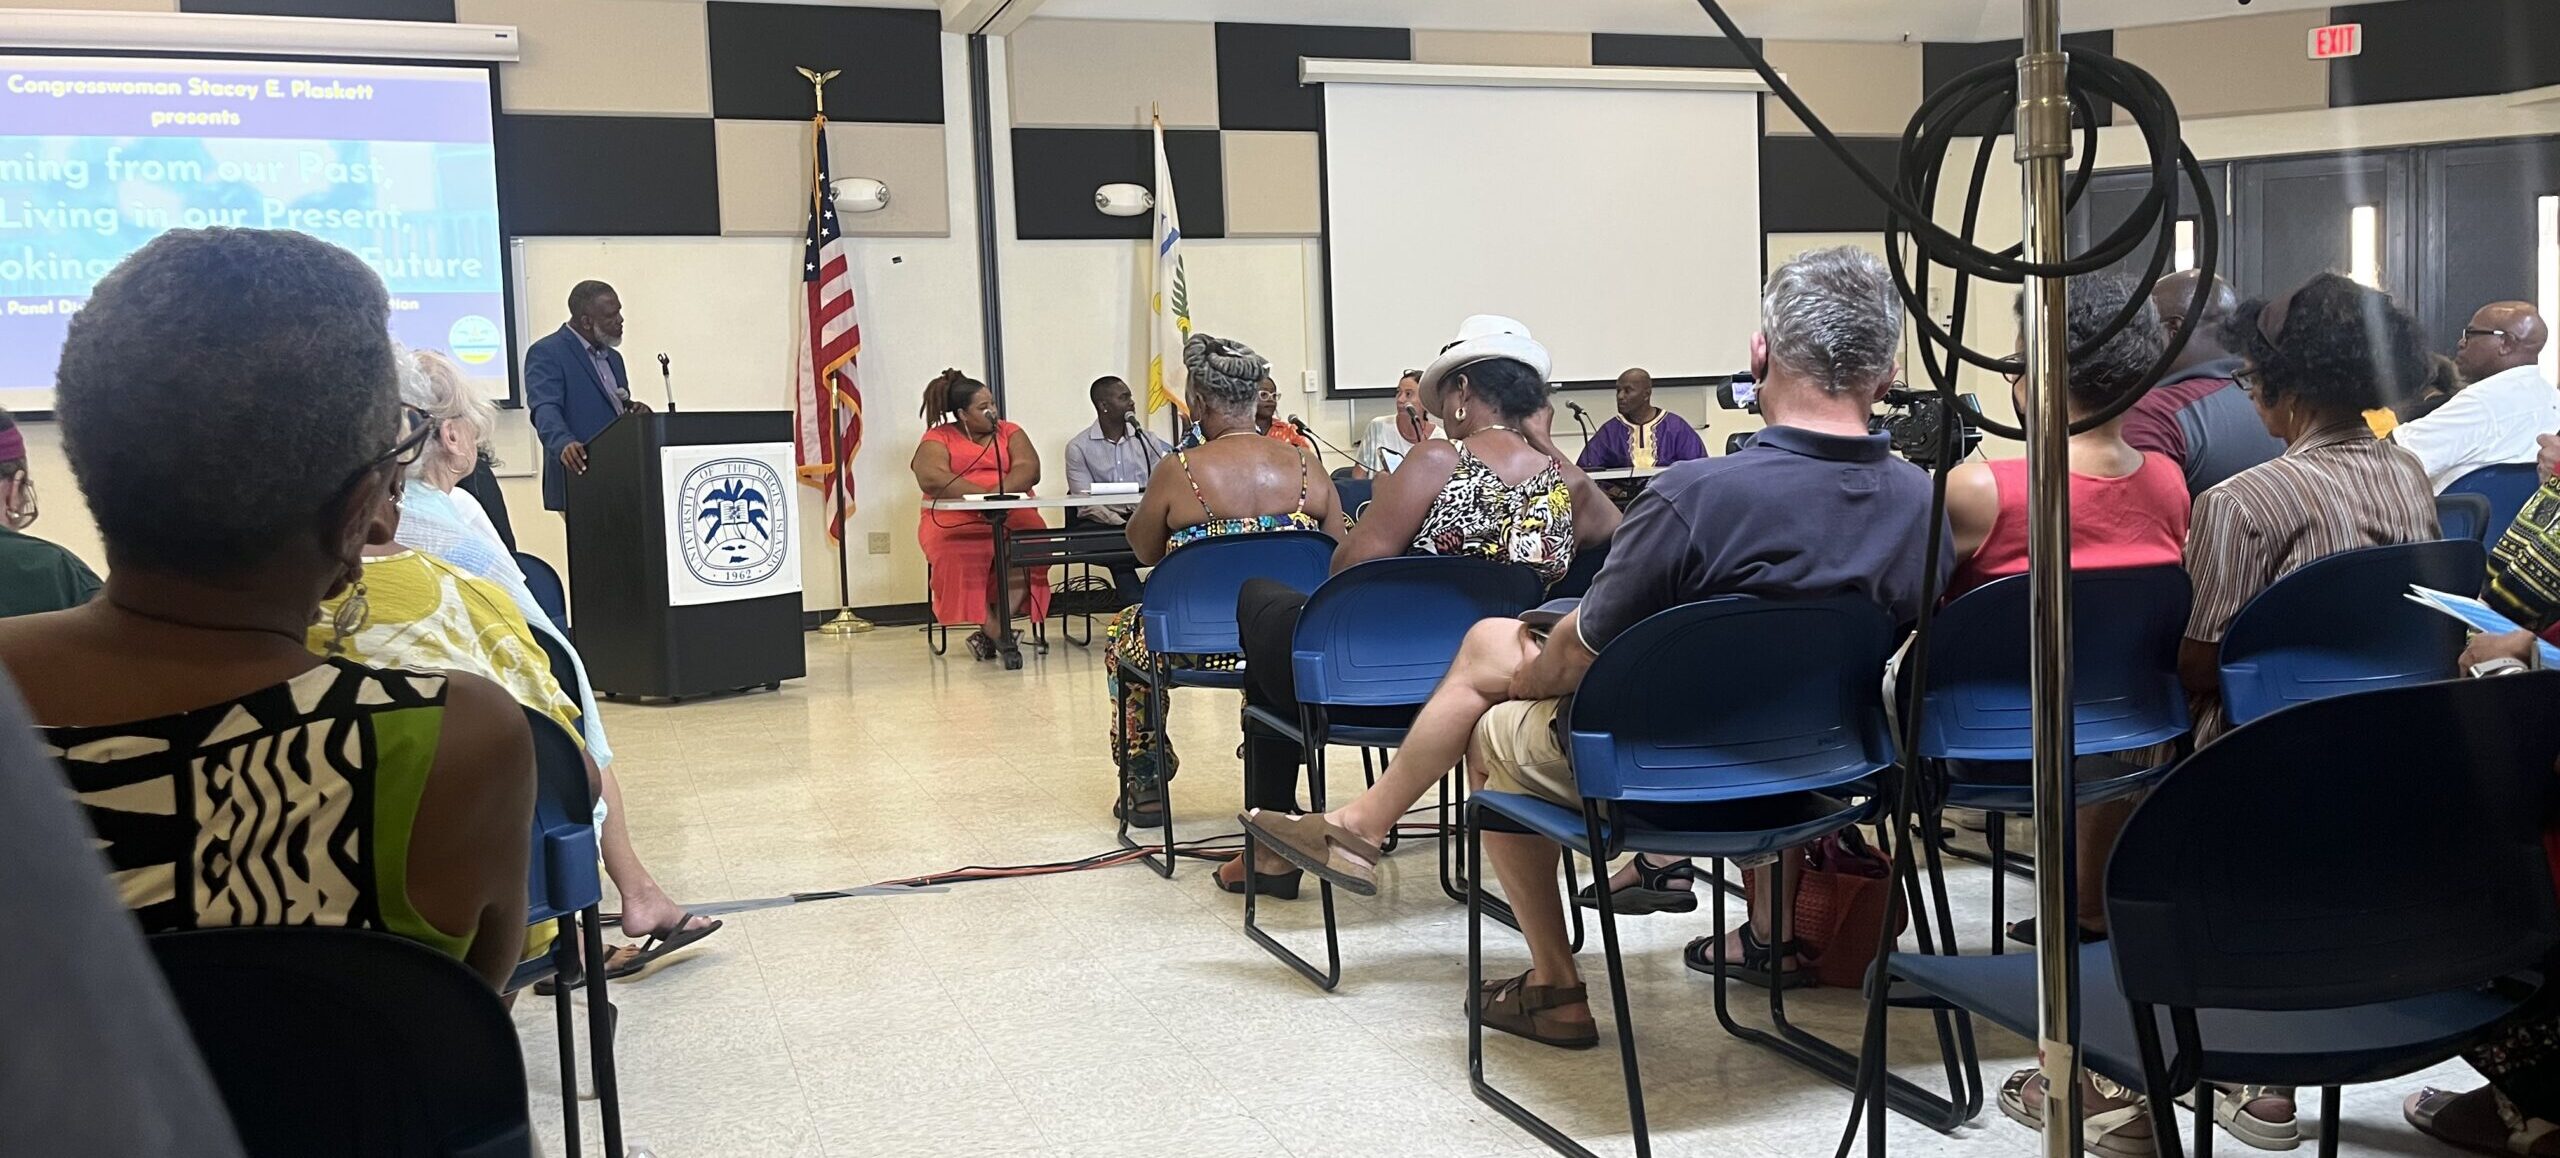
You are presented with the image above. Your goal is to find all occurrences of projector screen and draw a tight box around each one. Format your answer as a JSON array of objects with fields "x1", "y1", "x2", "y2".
[
  {"x1": 1321, "y1": 76, "x2": 1765, "y2": 394},
  {"x1": 0, "y1": 54, "x2": 511, "y2": 411}
]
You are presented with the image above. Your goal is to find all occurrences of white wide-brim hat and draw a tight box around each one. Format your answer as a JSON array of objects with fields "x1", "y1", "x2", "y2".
[{"x1": 1419, "y1": 315, "x2": 1552, "y2": 393}]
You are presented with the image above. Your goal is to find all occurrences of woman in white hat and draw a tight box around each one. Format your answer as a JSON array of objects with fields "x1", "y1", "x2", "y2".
[{"x1": 1221, "y1": 315, "x2": 1619, "y2": 897}]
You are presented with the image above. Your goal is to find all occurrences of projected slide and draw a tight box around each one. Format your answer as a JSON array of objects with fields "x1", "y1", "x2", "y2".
[{"x1": 0, "y1": 55, "x2": 510, "y2": 409}]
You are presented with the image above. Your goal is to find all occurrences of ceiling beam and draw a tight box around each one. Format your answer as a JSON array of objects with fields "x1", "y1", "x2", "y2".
[{"x1": 942, "y1": 0, "x2": 1045, "y2": 36}]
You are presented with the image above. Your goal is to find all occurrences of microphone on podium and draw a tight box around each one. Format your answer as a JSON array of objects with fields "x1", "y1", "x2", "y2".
[{"x1": 657, "y1": 352, "x2": 678, "y2": 413}]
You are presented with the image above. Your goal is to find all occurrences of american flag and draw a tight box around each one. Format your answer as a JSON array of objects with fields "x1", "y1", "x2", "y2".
[{"x1": 793, "y1": 117, "x2": 862, "y2": 542}]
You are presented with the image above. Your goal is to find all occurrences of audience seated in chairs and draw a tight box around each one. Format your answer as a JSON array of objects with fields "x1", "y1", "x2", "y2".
[
  {"x1": 1940, "y1": 271, "x2": 2188, "y2": 948},
  {"x1": 0, "y1": 227, "x2": 534, "y2": 989},
  {"x1": 912, "y1": 368, "x2": 1047, "y2": 662},
  {"x1": 1225, "y1": 315, "x2": 1620, "y2": 896},
  {"x1": 0, "y1": 407, "x2": 101, "y2": 618},
  {"x1": 381, "y1": 348, "x2": 724, "y2": 980},
  {"x1": 1104, "y1": 333, "x2": 1344, "y2": 828},
  {"x1": 1242, "y1": 246, "x2": 1948, "y2": 1044}
]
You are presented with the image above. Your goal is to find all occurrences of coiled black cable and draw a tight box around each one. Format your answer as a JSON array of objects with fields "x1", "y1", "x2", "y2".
[{"x1": 1678, "y1": 3, "x2": 2223, "y2": 1156}]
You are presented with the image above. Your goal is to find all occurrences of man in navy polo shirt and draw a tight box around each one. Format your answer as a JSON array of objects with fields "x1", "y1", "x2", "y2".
[{"x1": 1242, "y1": 247, "x2": 1948, "y2": 1048}]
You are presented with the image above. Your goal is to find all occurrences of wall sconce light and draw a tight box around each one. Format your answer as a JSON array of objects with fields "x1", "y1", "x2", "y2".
[
  {"x1": 833, "y1": 177, "x2": 890, "y2": 212},
  {"x1": 1095, "y1": 182, "x2": 1153, "y2": 217}
]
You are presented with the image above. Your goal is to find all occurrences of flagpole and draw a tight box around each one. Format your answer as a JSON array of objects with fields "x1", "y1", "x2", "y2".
[{"x1": 801, "y1": 64, "x2": 873, "y2": 636}]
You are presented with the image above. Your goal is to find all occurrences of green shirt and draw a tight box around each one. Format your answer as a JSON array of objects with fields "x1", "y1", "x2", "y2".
[{"x1": 0, "y1": 527, "x2": 99, "y2": 618}]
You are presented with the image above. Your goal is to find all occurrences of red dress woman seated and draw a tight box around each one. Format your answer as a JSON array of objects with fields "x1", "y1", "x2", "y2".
[{"x1": 911, "y1": 369, "x2": 1050, "y2": 661}]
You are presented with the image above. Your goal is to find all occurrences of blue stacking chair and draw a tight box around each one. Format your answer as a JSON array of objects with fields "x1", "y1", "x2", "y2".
[
  {"x1": 2216, "y1": 539, "x2": 2484, "y2": 727},
  {"x1": 2435, "y1": 492, "x2": 2492, "y2": 545},
  {"x1": 511, "y1": 627, "x2": 621, "y2": 1157},
  {"x1": 1886, "y1": 672, "x2": 2560, "y2": 1158},
  {"x1": 1914, "y1": 567, "x2": 2192, "y2": 951},
  {"x1": 2446, "y1": 462, "x2": 2541, "y2": 544},
  {"x1": 1331, "y1": 476, "x2": 1375, "y2": 522},
  {"x1": 1236, "y1": 556, "x2": 1548, "y2": 988},
  {"x1": 1547, "y1": 538, "x2": 1609, "y2": 599},
  {"x1": 1115, "y1": 530, "x2": 1336, "y2": 877},
  {"x1": 152, "y1": 927, "x2": 535, "y2": 1158},
  {"x1": 1466, "y1": 597, "x2": 1970, "y2": 1157},
  {"x1": 514, "y1": 551, "x2": 569, "y2": 635}
]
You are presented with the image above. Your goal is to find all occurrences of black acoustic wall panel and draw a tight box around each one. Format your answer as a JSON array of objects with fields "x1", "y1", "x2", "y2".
[
  {"x1": 2421, "y1": 139, "x2": 2560, "y2": 351},
  {"x1": 707, "y1": 3, "x2": 944, "y2": 124},
  {"x1": 498, "y1": 115, "x2": 720, "y2": 237},
  {"x1": 1762, "y1": 136, "x2": 1902, "y2": 233},
  {"x1": 1010, "y1": 128, "x2": 1223, "y2": 241},
  {"x1": 1214, "y1": 22, "x2": 1409, "y2": 132},
  {"x1": 2331, "y1": 0, "x2": 2560, "y2": 107},
  {"x1": 179, "y1": 0, "x2": 451, "y2": 17},
  {"x1": 1591, "y1": 33, "x2": 1761, "y2": 70},
  {"x1": 1921, "y1": 32, "x2": 2115, "y2": 130}
]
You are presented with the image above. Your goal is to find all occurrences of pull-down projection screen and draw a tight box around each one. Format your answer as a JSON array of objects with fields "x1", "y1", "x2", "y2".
[
  {"x1": 1316, "y1": 63, "x2": 1768, "y2": 395},
  {"x1": 0, "y1": 53, "x2": 510, "y2": 412}
]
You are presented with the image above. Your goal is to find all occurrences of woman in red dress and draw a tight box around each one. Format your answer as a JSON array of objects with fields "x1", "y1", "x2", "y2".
[{"x1": 911, "y1": 369, "x2": 1049, "y2": 661}]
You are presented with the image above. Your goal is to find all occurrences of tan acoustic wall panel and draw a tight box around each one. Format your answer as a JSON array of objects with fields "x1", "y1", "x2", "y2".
[
  {"x1": 1006, "y1": 18, "x2": 1218, "y2": 128},
  {"x1": 1222, "y1": 130, "x2": 1320, "y2": 237},
  {"x1": 717, "y1": 118, "x2": 950, "y2": 237},
  {"x1": 1759, "y1": 40, "x2": 1924, "y2": 137},
  {"x1": 2114, "y1": 10, "x2": 2330, "y2": 122},
  {"x1": 1408, "y1": 29, "x2": 1588, "y2": 68},
  {"x1": 454, "y1": 0, "x2": 712, "y2": 117}
]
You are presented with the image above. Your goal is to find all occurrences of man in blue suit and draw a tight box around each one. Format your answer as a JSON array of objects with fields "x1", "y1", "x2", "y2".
[{"x1": 525, "y1": 279, "x2": 649, "y2": 512}]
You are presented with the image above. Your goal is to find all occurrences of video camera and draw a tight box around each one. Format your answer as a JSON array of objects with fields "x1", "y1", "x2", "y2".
[{"x1": 1714, "y1": 371, "x2": 1980, "y2": 465}]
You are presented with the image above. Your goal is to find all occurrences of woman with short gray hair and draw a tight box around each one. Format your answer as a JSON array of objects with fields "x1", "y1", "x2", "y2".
[{"x1": 1100, "y1": 333, "x2": 1343, "y2": 828}]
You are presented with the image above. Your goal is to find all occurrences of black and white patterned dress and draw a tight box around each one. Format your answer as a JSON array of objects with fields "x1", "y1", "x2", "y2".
[{"x1": 1409, "y1": 444, "x2": 1577, "y2": 587}]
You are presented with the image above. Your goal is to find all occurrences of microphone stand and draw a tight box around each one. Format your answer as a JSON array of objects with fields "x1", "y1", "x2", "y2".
[
  {"x1": 657, "y1": 353, "x2": 679, "y2": 413},
  {"x1": 1289, "y1": 416, "x2": 1359, "y2": 473}
]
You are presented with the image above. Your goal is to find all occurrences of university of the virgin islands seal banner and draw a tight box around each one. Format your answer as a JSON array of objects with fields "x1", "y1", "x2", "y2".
[{"x1": 661, "y1": 441, "x2": 803, "y2": 607}]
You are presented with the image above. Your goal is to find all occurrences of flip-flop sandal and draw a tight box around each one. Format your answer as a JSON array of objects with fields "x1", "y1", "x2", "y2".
[
  {"x1": 2406, "y1": 1086, "x2": 2560, "y2": 1156},
  {"x1": 1238, "y1": 809, "x2": 1381, "y2": 896},
  {"x1": 1473, "y1": 971, "x2": 1599, "y2": 1050},
  {"x1": 2000, "y1": 1067, "x2": 2162, "y2": 1158},
  {"x1": 1683, "y1": 925, "x2": 1808, "y2": 989},
  {"x1": 2007, "y1": 916, "x2": 2109, "y2": 947},
  {"x1": 1575, "y1": 855, "x2": 1699, "y2": 915},
  {"x1": 606, "y1": 913, "x2": 723, "y2": 980}
]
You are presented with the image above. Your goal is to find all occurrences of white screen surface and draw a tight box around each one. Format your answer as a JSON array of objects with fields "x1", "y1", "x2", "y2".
[
  {"x1": 0, "y1": 54, "x2": 510, "y2": 411},
  {"x1": 1321, "y1": 79, "x2": 1764, "y2": 391}
]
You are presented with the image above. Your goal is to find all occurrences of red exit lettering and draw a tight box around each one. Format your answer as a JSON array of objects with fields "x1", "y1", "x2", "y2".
[{"x1": 2309, "y1": 23, "x2": 2364, "y2": 60}]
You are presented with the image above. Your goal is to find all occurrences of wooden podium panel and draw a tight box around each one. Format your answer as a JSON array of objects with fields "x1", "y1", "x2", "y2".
[{"x1": 565, "y1": 411, "x2": 806, "y2": 700}]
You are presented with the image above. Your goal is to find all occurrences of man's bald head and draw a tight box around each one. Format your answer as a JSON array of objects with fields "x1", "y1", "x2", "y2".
[
  {"x1": 1614, "y1": 367, "x2": 1655, "y2": 422},
  {"x1": 2456, "y1": 301, "x2": 2549, "y2": 381},
  {"x1": 2149, "y1": 270, "x2": 2238, "y2": 372}
]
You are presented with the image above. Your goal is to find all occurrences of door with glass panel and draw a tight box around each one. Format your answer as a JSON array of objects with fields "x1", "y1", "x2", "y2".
[
  {"x1": 2229, "y1": 152, "x2": 2413, "y2": 306},
  {"x1": 2421, "y1": 138, "x2": 2560, "y2": 377}
]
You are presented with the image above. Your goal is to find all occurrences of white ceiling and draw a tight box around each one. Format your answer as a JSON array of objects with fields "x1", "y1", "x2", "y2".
[{"x1": 1024, "y1": 0, "x2": 2339, "y2": 44}]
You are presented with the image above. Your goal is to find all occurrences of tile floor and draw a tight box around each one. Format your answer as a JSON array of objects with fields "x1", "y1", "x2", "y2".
[{"x1": 520, "y1": 626, "x2": 2468, "y2": 1158}]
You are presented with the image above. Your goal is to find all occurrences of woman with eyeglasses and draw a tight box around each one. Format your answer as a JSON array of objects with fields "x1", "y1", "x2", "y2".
[
  {"x1": 0, "y1": 407, "x2": 101, "y2": 618},
  {"x1": 0, "y1": 230, "x2": 535, "y2": 990}
]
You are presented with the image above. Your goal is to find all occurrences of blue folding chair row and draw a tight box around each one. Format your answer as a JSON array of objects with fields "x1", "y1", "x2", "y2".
[
  {"x1": 2215, "y1": 539, "x2": 2482, "y2": 728},
  {"x1": 510, "y1": 629, "x2": 622, "y2": 1157},
  {"x1": 2446, "y1": 462, "x2": 2540, "y2": 545},
  {"x1": 1886, "y1": 672, "x2": 2560, "y2": 1158},
  {"x1": 1466, "y1": 596, "x2": 1977, "y2": 1158},
  {"x1": 1113, "y1": 531, "x2": 1336, "y2": 876},
  {"x1": 1237, "y1": 555, "x2": 1550, "y2": 988}
]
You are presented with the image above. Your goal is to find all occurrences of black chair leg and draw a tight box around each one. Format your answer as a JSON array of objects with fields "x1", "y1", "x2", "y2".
[
  {"x1": 578, "y1": 906, "x2": 622, "y2": 1157},
  {"x1": 1111, "y1": 665, "x2": 1174, "y2": 880},
  {"x1": 1708, "y1": 858, "x2": 1973, "y2": 1133},
  {"x1": 2318, "y1": 1087, "x2": 2340, "y2": 1158},
  {"x1": 1439, "y1": 768, "x2": 1468, "y2": 904},
  {"x1": 1465, "y1": 802, "x2": 1618, "y2": 1158},
  {"x1": 1987, "y1": 814, "x2": 2007, "y2": 956},
  {"x1": 2129, "y1": 1001, "x2": 2190, "y2": 1158},
  {"x1": 1586, "y1": 813, "x2": 1653, "y2": 1158},
  {"x1": 2196, "y1": 1089, "x2": 2215, "y2": 1158},
  {"x1": 1243, "y1": 727, "x2": 1340, "y2": 989},
  {"x1": 551, "y1": 919, "x2": 580, "y2": 1156}
]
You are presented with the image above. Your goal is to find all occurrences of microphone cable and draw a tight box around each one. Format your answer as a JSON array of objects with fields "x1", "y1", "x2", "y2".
[
  {"x1": 1673, "y1": 3, "x2": 2220, "y2": 1156},
  {"x1": 1288, "y1": 414, "x2": 1363, "y2": 471}
]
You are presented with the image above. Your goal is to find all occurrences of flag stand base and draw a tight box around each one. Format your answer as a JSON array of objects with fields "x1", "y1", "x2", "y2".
[{"x1": 816, "y1": 610, "x2": 875, "y2": 635}]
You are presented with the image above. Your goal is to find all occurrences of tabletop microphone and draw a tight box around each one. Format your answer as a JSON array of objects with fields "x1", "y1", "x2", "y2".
[
  {"x1": 1563, "y1": 399, "x2": 1594, "y2": 444},
  {"x1": 1288, "y1": 415, "x2": 1358, "y2": 467},
  {"x1": 657, "y1": 353, "x2": 678, "y2": 413}
]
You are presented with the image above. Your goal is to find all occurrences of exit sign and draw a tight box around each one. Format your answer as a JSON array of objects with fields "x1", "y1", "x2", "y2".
[{"x1": 2309, "y1": 22, "x2": 2363, "y2": 60}]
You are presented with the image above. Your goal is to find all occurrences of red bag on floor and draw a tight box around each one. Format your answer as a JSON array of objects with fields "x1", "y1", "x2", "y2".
[{"x1": 1745, "y1": 829, "x2": 1905, "y2": 989}]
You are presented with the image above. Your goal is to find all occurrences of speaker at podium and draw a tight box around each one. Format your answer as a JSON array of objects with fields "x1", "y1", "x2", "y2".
[{"x1": 564, "y1": 410, "x2": 807, "y2": 701}]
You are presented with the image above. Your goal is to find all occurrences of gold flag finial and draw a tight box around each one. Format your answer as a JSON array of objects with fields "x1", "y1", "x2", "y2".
[{"x1": 796, "y1": 66, "x2": 842, "y2": 116}]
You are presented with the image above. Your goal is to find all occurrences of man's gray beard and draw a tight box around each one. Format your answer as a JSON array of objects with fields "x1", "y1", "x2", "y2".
[{"x1": 598, "y1": 332, "x2": 623, "y2": 349}]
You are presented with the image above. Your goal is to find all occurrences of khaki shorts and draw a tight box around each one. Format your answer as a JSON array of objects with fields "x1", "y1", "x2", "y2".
[{"x1": 1474, "y1": 697, "x2": 1578, "y2": 806}]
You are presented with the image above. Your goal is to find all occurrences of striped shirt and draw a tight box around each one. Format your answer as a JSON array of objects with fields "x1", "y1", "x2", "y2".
[{"x1": 2184, "y1": 420, "x2": 2438, "y2": 739}]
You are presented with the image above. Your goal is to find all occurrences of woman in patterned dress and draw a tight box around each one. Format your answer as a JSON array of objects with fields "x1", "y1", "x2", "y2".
[
  {"x1": 1104, "y1": 334, "x2": 1343, "y2": 828},
  {"x1": 0, "y1": 229, "x2": 536, "y2": 990}
]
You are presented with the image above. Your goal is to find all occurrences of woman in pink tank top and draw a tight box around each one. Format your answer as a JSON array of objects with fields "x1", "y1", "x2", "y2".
[{"x1": 1947, "y1": 278, "x2": 2192, "y2": 600}]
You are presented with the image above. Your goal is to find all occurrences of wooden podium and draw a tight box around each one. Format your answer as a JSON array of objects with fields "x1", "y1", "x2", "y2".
[{"x1": 565, "y1": 411, "x2": 806, "y2": 701}]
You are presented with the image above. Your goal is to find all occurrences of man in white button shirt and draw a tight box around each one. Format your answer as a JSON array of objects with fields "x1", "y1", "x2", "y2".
[{"x1": 2394, "y1": 301, "x2": 2560, "y2": 492}]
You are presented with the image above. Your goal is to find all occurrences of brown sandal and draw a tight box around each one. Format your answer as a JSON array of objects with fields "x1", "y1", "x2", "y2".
[
  {"x1": 1238, "y1": 810, "x2": 1382, "y2": 896},
  {"x1": 1475, "y1": 971, "x2": 1598, "y2": 1050}
]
